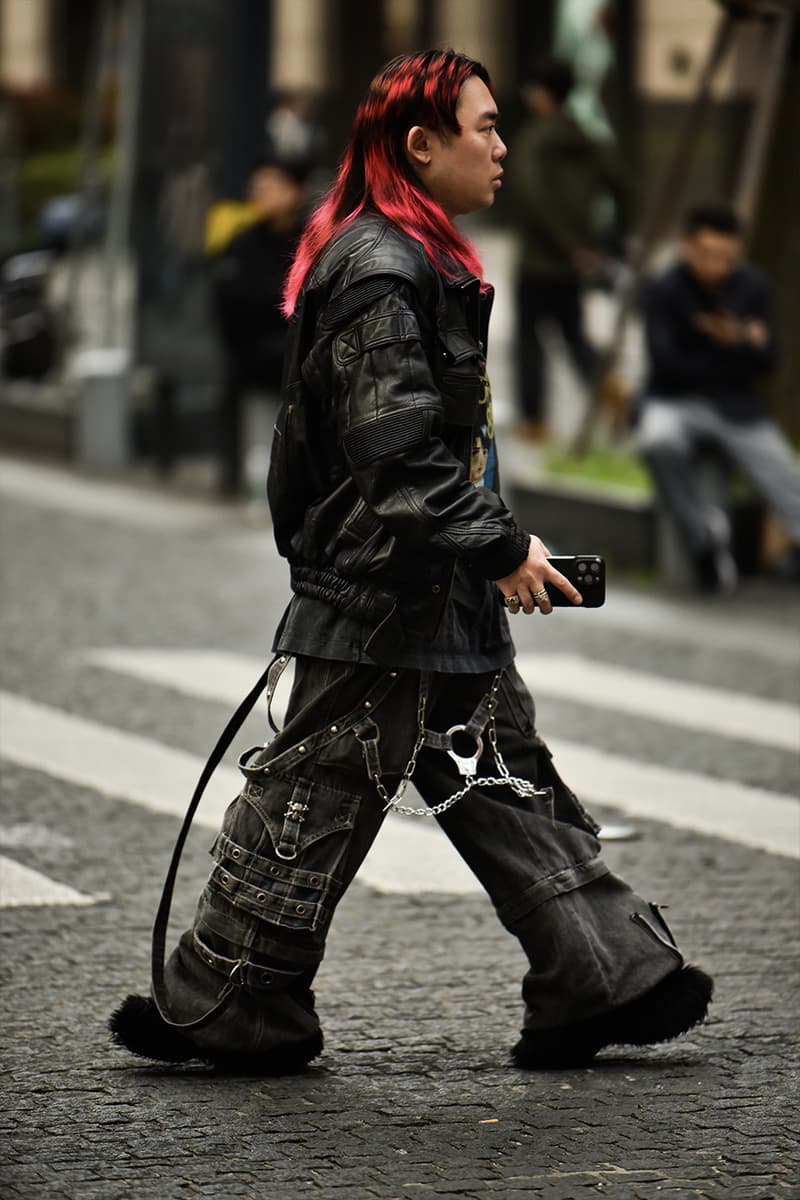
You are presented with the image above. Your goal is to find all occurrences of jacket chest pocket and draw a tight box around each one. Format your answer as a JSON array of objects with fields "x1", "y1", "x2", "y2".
[{"x1": 435, "y1": 329, "x2": 484, "y2": 429}]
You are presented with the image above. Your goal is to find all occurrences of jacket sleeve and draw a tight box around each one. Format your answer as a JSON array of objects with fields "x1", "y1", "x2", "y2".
[{"x1": 328, "y1": 281, "x2": 530, "y2": 581}]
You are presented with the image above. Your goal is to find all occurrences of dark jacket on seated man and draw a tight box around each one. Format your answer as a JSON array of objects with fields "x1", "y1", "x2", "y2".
[{"x1": 643, "y1": 260, "x2": 777, "y2": 422}]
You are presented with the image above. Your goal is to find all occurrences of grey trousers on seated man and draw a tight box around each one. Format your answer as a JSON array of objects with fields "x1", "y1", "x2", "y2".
[{"x1": 636, "y1": 396, "x2": 800, "y2": 590}]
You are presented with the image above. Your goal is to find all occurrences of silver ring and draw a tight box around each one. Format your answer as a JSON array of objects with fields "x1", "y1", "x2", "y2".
[{"x1": 504, "y1": 593, "x2": 521, "y2": 608}]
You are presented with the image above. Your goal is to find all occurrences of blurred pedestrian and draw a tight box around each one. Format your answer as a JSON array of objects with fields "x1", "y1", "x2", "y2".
[
  {"x1": 508, "y1": 56, "x2": 629, "y2": 441},
  {"x1": 636, "y1": 202, "x2": 800, "y2": 592},
  {"x1": 209, "y1": 159, "x2": 306, "y2": 496},
  {"x1": 111, "y1": 49, "x2": 712, "y2": 1076},
  {"x1": 264, "y1": 90, "x2": 326, "y2": 172}
]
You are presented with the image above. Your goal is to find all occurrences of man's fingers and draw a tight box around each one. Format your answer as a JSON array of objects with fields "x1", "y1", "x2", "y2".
[{"x1": 547, "y1": 570, "x2": 583, "y2": 606}]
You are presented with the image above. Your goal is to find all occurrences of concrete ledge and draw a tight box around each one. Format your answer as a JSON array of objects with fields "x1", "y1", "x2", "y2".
[
  {"x1": 508, "y1": 476, "x2": 765, "y2": 577},
  {"x1": 0, "y1": 392, "x2": 72, "y2": 459},
  {"x1": 508, "y1": 478, "x2": 656, "y2": 568}
]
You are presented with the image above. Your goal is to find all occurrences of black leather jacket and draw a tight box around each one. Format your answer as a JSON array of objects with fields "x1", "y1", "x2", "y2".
[{"x1": 267, "y1": 215, "x2": 529, "y2": 660}]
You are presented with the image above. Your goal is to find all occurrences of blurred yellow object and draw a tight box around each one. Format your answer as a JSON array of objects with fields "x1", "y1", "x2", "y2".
[{"x1": 204, "y1": 201, "x2": 263, "y2": 256}]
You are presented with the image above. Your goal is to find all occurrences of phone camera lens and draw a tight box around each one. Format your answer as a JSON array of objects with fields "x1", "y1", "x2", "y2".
[
  {"x1": 577, "y1": 561, "x2": 587, "y2": 572},
  {"x1": 591, "y1": 562, "x2": 600, "y2": 573}
]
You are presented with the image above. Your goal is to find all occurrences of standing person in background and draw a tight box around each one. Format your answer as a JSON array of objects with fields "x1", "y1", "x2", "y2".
[
  {"x1": 508, "y1": 56, "x2": 629, "y2": 442},
  {"x1": 111, "y1": 50, "x2": 712, "y2": 1076},
  {"x1": 637, "y1": 202, "x2": 800, "y2": 592},
  {"x1": 210, "y1": 159, "x2": 306, "y2": 497}
]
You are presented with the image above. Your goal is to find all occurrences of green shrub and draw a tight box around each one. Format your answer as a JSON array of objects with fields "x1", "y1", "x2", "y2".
[{"x1": 544, "y1": 447, "x2": 653, "y2": 494}]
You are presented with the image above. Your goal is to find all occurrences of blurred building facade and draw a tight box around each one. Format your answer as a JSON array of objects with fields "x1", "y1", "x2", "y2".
[{"x1": 0, "y1": 0, "x2": 797, "y2": 453}]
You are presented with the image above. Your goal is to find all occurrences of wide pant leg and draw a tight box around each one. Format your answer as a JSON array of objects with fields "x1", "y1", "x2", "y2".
[
  {"x1": 159, "y1": 657, "x2": 686, "y2": 1055},
  {"x1": 412, "y1": 666, "x2": 684, "y2": 1032},
  {"x1": 159, "y1": 657, "x2": 409, "y2": 1056}
]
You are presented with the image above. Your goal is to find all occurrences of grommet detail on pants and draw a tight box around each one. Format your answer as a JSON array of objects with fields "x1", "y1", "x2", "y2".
[
  {"x1": 231, "y1": 848, "x2": 241, "y2": 859},
  {"x1": 330, "y1": 725, "x2": 338, "y2": 733},
  {"x1": 295, "y1": 905, "x2": 306, "y2": 915},
  {"x1": 256, "y1": 892, "x2": 267, "y2": 902},
  {"x1": 298, "y1": 745, "x2": 307, "y2": 753},
  {"x1": 364, "y1": 701, "x2": 372, "y2": 709}
]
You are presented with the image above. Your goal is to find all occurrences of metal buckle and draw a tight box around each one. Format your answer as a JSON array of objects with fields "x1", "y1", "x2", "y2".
[{"x1": 446, "y1": 724, "x2": 483, "y2": 777}]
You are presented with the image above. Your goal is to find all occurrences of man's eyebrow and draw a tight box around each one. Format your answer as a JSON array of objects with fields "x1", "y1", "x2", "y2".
[{"x1": 480, "y1": 110, "x2": 499, "y2": 122}]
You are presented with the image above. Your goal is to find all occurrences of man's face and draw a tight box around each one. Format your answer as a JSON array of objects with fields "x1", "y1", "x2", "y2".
[
  {"x1": 419, "y1": 75, "x2": 507, "y2": 219},
  {"x1": 248, "y1": 167, "x2": 303, "y2": 224},
  {"x1": 682, "y1": 228, "x2": 741, "y2": 289}
]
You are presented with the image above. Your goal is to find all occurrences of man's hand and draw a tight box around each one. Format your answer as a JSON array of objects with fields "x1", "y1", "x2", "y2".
[{"x1": 496, "y1": 536, "x2": 583, "y2": 616}]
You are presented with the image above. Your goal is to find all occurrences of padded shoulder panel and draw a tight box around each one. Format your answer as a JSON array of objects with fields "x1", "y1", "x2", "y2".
[{"x1": 309, "y1": 217, "x2": 442, "y2": 315}]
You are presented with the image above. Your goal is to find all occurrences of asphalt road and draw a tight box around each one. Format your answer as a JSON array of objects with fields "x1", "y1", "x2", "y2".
[{"x1": 1, "y1": 455, "x2": 798, "y2": 1200}]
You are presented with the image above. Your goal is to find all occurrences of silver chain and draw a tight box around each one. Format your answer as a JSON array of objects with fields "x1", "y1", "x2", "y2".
[{"x1": 374, "y1": 672, "x2": 550, "y2": 818}]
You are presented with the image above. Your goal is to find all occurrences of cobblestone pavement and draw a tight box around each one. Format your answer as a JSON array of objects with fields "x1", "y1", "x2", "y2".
[{"x1": 1, "y1": 459, "x2": 799, "y2": 1200}]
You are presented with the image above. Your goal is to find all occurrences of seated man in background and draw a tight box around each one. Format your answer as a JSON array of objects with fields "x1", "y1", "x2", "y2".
[{"x1": 636, "y1": 202, "x2": 800, "y2": 592}]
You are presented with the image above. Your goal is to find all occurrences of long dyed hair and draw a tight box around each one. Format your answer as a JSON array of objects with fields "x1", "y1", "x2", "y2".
[{"x1": 282, "y1": 49, "x2": 490, "y2": 316}]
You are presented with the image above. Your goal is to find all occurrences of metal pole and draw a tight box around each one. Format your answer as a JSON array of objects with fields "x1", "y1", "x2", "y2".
[
  {"x1": 735, "y1": 6, "x2": 796, "y2": 227},
  {"x1": 100, "y1": 0, "x2": 143, "y2": 349},
  {"x1": 61, "y1": 0, "x2": 110, "y2": 346}
]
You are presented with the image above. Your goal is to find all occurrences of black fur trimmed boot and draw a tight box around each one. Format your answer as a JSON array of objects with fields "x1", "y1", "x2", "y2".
[
  {"x1": 109, "y1": 994, "x2": 323, "y2": 1075},
  {"x1": 511, "y1": 965, "x2": 714, "y2": 1069}
]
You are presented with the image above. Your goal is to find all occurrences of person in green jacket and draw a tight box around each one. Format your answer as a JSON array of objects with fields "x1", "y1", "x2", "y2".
[{"x1": 509, "y1": 56, "x2": 628, "y2": 440}]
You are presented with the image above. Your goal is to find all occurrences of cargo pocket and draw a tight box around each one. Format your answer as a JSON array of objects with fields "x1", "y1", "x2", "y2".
[
  {"x1": 533, "y1": 740, "x2": 601, "y2": 838},
  {"x1": 201, "y1": 773, "x2": 361, "y2": 942}
]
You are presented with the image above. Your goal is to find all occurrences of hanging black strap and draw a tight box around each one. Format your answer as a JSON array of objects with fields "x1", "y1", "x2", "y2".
[{"x1": 150, "y1": 657, "x2": 285, "y2": 1032}]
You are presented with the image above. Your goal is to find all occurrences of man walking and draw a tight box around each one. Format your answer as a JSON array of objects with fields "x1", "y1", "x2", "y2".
[
  {"x1": 111, "y1": 50, "x2": 712, "y2": 1075},
  {"x1": 508, "y1": 56, "x2": 628, "y2": 440}
]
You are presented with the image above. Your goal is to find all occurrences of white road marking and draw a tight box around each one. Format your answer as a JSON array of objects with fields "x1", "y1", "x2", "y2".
[
  {"x1": 83, "y1": 646, "x2": 800, "y2": 753},
  {"x1": 515, "y1": 652, "x2": 800, "y2": 752},
  {"x1": 0, "y1": 855, "x2": 96, "y2": 908},
  {"x1": 548, "y1": 738, "x2": 799, "y2": 859},
  {"x1": 1, "y1": 690, "x2": 798, "y2": 870},
  {"x1": 0, "y1": 691, "x2": 241, "y2": 827},
  {"x1": 0, "y1": 692, "x2": 480, "y2": 895}
]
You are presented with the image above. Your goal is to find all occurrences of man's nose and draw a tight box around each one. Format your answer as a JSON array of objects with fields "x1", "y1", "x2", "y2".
[{"x1": 494, "y1": 135, "x2": 507, "y2": 160}]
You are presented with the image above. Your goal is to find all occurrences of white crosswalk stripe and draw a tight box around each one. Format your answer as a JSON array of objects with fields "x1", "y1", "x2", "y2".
[
  {"x1": 1, "y1": 640, "x2": 798, "y2": 913},
  {"x1": 82, "y1": 646, "x2": 800, "y2": 753},
  {"x1": 2, "y1": 642, "x2": 798, "y2": 906},
  {"x1": 0, "y1": 855, "x2": 97, "y2": 908},
  {"x1": 0, "y1": 691, "x2": 481, "y2": 903}
]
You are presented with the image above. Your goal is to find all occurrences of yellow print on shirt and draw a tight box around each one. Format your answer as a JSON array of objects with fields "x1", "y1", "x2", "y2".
[{"x1": 479, "y1": 371, "x2": 494, "y2": 440}]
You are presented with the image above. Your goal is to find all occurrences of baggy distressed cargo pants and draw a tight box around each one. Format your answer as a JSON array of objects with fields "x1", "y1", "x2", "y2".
[{"x1": 161, "y1": 655, "x2": 684, "y2": 1057}]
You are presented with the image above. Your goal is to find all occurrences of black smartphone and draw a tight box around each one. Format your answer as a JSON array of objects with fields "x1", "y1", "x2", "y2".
[{"x1": 545, "y1": 555, "x2": 605, "y2": 607}]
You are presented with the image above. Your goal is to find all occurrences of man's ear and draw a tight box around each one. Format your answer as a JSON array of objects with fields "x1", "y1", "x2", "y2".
[{"x1": 406, "y1": 125, "x2": 432, "y2": 169}]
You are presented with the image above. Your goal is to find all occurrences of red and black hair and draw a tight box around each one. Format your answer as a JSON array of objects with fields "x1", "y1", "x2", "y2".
[{"x1": 282, "y1": 49, "x2": 491, "y2": 316}]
